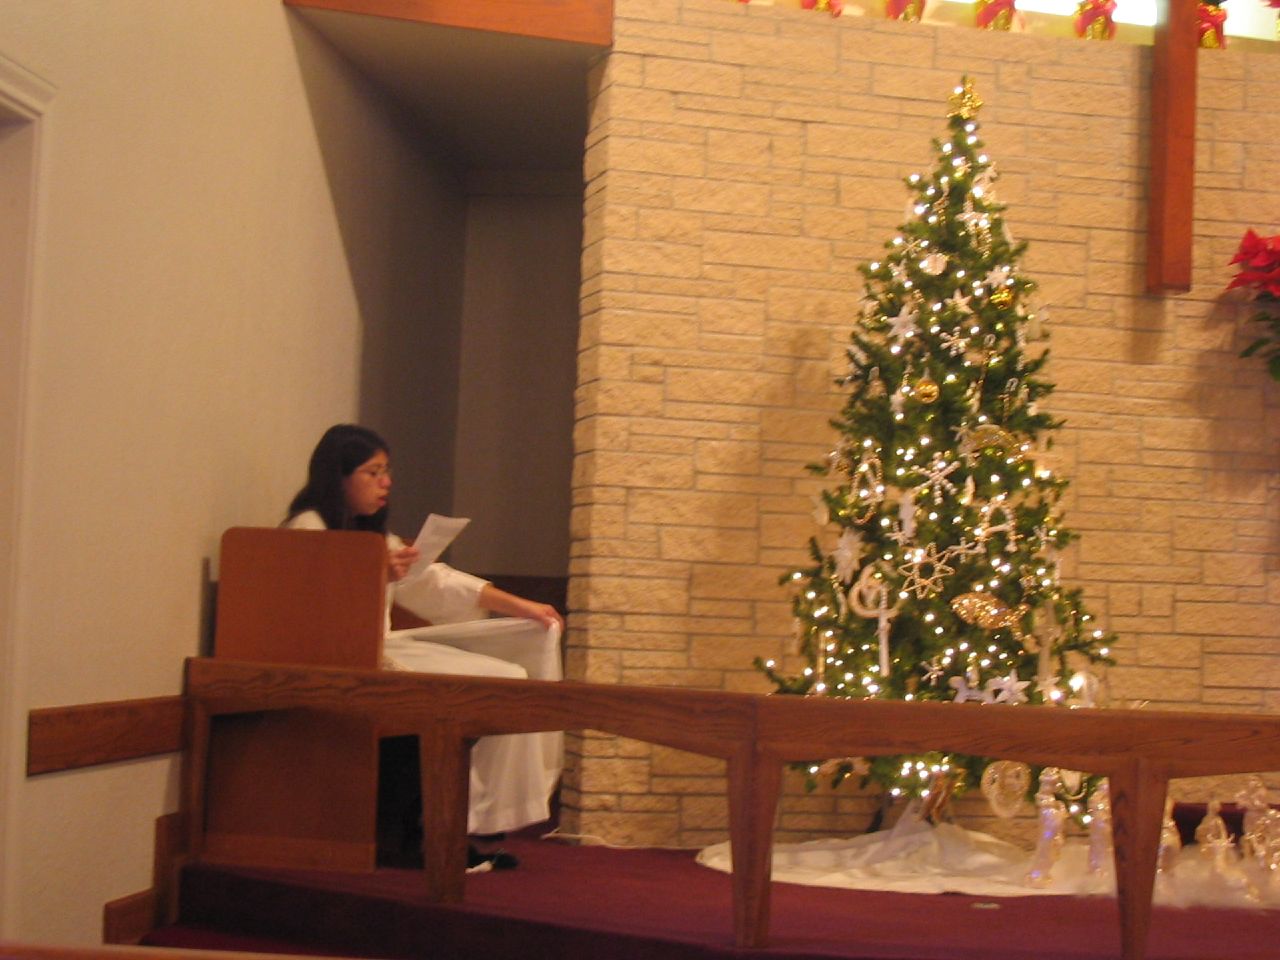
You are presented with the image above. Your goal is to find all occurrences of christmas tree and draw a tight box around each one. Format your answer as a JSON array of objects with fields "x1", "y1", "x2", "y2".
[{"x1": 759, "y1": 78, "x2": 1115, "y2": 815}]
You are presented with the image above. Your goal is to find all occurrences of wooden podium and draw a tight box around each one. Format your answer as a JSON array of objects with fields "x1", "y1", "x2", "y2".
[{"x1": 199, "y1": 526, "x2": 389, "y2": 871}]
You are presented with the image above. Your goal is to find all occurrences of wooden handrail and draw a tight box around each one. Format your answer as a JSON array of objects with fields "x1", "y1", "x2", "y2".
[
  {"x1": 26, "y1": 696, "x2": 186, "y2": 775},
  {"x1": 183, "y1": 656, "x2": 1280, "y2": 960}
]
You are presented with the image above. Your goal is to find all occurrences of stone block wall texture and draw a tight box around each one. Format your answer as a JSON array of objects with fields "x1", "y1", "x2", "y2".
[{"x1": 563, "y1": 0, "x2": 1280, "y2": 848}]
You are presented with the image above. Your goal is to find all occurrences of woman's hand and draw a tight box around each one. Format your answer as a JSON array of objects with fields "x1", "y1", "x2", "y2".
[
  {"x1": 518, "y1": 600, "x2": 564, "y2": 632},
  {"x1": 387, "y1": 543, "x2": 420, "y2": 582},
  {"x1": 478, "y1": 584, "x2": 564, "y2": 631}
]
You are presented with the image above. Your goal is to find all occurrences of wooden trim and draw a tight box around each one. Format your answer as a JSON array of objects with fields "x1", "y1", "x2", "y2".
[
  {"x1": 26, "y1": 696, "x2": 184, "y2": 775},
  {"x1": 102, "y1": 811, "x2": 190, "y2": 942},
  {"x1": 152, "y1": 812, "x2": 189, "y2": 927},
  {"x1": 1146, "y1": 0, "x2": 1198, "y2": 294},
  {"x1": 1, "y1": 945, "x2": 340, "y2": 960},
  {"x1": 284, "y1": 0, "x2": 614, "y2": 47},
  {"x1": 101, "y1": 890, "x2": 155, "y2": 947},
  {"x1": 201, "y1": 832, "x2": 373, "y2": 873}
]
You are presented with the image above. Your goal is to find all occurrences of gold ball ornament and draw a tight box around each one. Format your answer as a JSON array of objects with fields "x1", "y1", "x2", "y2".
[
  {"x1": 981, "y1": 761, "x2": 1032, "y2": 818},
  {"x1": 990, "y1": 287, "x2": 1013, "y2": 308},
  {"x1": 914, "y1": 377, "x2": 941, "y2": 404},
  {"x1": 962, "y1": 423, "x2": 1024, "y2": 462}
]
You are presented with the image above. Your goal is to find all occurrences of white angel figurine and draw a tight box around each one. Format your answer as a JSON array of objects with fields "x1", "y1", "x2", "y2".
[{"x1": 1025, "y1": 767, "x2": 1067, "y2": 888}]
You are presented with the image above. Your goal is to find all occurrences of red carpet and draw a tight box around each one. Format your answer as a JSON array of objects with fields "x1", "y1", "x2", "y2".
[{"x1": 145, "y1": 835, "x2": 1280, "y2": 959}]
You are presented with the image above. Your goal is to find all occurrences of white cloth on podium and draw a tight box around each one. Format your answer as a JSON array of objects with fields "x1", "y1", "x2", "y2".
[{"x1": 384, "y1": 618, "x2": 564, "y2": 835}]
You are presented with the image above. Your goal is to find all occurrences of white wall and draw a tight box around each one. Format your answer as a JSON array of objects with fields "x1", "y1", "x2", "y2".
[{"x1": 0, "y1": 0, "x2": 465, "y2": 942}]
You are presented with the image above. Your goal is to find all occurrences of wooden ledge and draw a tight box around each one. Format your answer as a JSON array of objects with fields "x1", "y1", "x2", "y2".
[{"x1": 284, "y1": 0, "x2": 614, "y2": 47}]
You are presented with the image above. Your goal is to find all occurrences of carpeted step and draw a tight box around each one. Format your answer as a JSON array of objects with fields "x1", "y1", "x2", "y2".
[{"x1": 151, "y1": 836, "x2": 1280, "y2": 960}]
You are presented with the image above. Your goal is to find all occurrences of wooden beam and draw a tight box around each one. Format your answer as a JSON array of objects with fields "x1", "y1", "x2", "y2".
[
  {"x1": 284, "y1": 0, "x2": 614, "y2": 47},
  {"x1": 1147, "y1": 0, "x2": 1199, "y2": 293},
  {"x1": 26, "y1": 696, "x2": 185, "y2": 775}
]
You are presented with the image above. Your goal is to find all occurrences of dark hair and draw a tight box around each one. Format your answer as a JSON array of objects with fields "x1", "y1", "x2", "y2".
[{"x1": 287, "y1": 424, "x2": 390, "y2": 532}]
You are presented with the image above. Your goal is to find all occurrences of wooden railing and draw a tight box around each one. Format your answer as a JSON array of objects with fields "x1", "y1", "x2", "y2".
[{"x1": 183, "y1": 656, "x2": 1280, "y2": 960}]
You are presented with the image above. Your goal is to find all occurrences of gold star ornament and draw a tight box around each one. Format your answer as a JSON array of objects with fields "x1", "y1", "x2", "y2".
[{"x1": 948, "y1": 78, "x2": 983, "y2": 120}]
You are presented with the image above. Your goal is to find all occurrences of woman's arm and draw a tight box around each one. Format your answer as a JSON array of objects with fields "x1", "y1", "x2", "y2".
[{"x1": 478, "y1": 584, "x2": 564, "y2": 631}]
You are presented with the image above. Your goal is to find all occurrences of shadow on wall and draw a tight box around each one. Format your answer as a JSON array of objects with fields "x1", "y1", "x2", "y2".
[
  {"x1": 287, "y1": 13, "x2": 468, "y2": 529},
  {"x1": 284, "y1": 14, "x2": 585, "y2": 578},
  {"x1": 1198, "y1": 288, "x2": 1280, "y2": 561}
]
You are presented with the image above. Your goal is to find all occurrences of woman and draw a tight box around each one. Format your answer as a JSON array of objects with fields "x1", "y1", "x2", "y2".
[
  {"x1": 285, "y1": 424, "x2": 564, "y2": 865},
  {"x1": 286, "y1": 424, "x2": 563, "y2": 631}
]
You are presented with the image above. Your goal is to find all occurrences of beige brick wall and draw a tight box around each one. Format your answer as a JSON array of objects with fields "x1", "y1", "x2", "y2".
[{"x1": 564, "y1": 0, "x2": 1280, "y2": 847}]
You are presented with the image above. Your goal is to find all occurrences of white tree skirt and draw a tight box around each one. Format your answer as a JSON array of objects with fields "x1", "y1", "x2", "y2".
[{"x1": 696, "y1": 815, "x2": 1280, "y2": 908}]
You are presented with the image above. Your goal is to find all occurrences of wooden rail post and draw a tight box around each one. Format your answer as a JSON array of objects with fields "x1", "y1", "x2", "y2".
[
  {"x1": 1107, "y1": 759, "x2": 1168, "y2": 960},
  {"x1": 420, "y1": 721, "x2": 472, "y2": 903},
  {"x1": 726, "y1": 742, "x2": 782, "y2": 949}
]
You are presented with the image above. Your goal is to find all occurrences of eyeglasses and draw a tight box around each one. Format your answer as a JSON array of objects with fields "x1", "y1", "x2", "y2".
[{"x1": 356, "y1": 464, "x2": 392, "y2": 480}]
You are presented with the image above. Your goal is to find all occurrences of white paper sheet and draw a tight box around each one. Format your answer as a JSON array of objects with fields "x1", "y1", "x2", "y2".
[{"x1": 403, "y1": 513, "x2": 470, "y2": 582}]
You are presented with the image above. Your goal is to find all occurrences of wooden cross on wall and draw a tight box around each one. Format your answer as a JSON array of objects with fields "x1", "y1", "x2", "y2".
[{"x1": 1148, "y1": 0, "x2": 1199, "y2": 293}]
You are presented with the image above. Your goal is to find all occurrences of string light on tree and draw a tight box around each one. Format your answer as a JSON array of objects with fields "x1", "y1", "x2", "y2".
[{"x1": 757, "y1": 78, "x2": 1115, "y2": 815}]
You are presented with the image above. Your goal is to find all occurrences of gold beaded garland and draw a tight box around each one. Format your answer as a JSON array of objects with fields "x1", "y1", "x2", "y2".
[{"x1": 951, "y1": 591, "x2": 1037, "y2": 651}]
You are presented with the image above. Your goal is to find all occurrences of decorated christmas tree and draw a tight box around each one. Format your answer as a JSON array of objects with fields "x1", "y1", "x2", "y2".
[{"x1": 759, "y1": 78, "x2": 1115, "y2": 817}]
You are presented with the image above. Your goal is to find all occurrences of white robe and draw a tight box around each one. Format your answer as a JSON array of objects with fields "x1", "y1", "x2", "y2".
[{"x1": 285, "y1": 511, "x2": 563, "y2": 834}]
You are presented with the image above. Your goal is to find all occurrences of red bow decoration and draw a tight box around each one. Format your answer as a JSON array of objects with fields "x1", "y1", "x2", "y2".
[
  {"x1": 1074, "y1": 0, "x2": 1117, "y2": 37},
  {"x1": 976, "y1": 0, "x2": 1017, "y2": 28},
  {"x1": 1198, "y1": 2, "x2": 1227, "y2": 46},
  {"x1": 886, "y1": 0, "x2": 925, "y2": 17}
]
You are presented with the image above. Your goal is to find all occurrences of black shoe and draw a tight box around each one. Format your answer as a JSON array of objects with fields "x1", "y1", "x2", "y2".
[{"x1": 468, "y1": 843, "x2": 519, "y2": 870}]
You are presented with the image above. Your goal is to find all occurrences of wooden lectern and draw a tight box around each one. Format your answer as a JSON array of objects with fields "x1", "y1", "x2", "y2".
[{"x1": 200, "y1": 526, "x2": 389, "y2": 871}]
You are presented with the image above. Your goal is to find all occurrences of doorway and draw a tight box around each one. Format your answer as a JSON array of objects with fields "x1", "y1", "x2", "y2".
[{"x1": 0, "y1": 53, "x2": 51, "y2": 935}]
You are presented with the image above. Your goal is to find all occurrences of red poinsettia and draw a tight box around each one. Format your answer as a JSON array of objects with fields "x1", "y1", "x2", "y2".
[
  {"x1": 1230, "y1": 229, "x2": 1280, "y2": 380},
  {"x1": 1228, "y1": 228, "x2": 1280, "y2": 299}
]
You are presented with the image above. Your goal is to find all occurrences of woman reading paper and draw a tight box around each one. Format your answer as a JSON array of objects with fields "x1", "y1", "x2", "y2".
[{"x1": 284, "y1": 424, "x2": 563, "y2": 868}]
